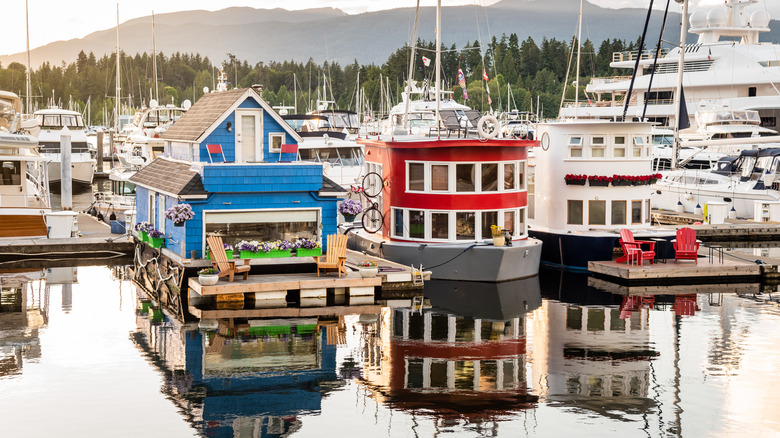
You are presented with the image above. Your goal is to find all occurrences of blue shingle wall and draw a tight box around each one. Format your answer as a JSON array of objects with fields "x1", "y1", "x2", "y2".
[
  {"x1": 201, "y1": 164, "x2": 322, "y2": 192},
  {"x1": 164, "y1": 196, "x2": 187, "y2": 256},
  {"x1": 198, "y1": 113, "x2": 236, "y2": 163},
  {"x1": 136, "y1": 187, "x2": 149, "y2": 223}
]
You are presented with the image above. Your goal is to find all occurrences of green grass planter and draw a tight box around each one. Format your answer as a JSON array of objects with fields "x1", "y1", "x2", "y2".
[
  {"x1": 148, "y1": 237, "x2": 165, "y2": 248},
  {"x1": 296, "y1": 248, "x2": 322, "y2": 257},
  {"x1": 207, "y1": 250, "x2": 233, "y2": 260},
  {"x1": 138, "y1": 231, "x2": 148, "y2": 242}
]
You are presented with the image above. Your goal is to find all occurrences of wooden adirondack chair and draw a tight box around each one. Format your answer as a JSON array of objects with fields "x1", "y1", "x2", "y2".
[
  {"x1": 316, "y1": 234, "x2": 348, "y2": 277},
  {"x1": 207, "y1": 235, "x2": 250, "y2": 282},
  {"x1": 672, "y1": 227, "x2": 701, "y2": 263},
  {"x1": 616, "y1": 229, "x2": 656, "y2": 265}
]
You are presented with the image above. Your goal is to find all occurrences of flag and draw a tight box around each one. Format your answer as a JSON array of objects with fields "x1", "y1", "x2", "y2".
[
  {"x1": 678, "y1": 85, "x2": 690, "y2": 130},
  {"x1": 707, "y1": 48, "x2": 712, "y2": 61},
  {"x1": 457, "y1": 69, "x2": 468, "y2": 100},
  {"x1": 486, "y1": 83, "x2": 490, "y2": 94},
  {"x1": 422, "y1": 56, "x2": 431, "y2": 67},
  {"x1": 488, "y1": 95, "x2": 492, "y2": 105},
  {"x1": 482, "y1": 69, "x2": 489, "y2": 81},
  {"x1": 422, "y1": 78, "x2": 430, "y2": 100}
]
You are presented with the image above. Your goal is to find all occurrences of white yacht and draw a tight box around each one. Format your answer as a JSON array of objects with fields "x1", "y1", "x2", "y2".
[
  {"x1": 560, "y1": 0, "x2": 779, "y2": 130},
  {"x1": 31, "y1": 108, "x2": 96, "y2": 190},
  {"x1": 113, "y1": 101, "x2": 189, "y2": 166},
  {"x1": 375, "y1": 81, "x2": 473, "y2": 136}
]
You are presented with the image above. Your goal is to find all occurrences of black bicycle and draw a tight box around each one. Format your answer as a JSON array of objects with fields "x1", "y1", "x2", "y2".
[{"x1": 349, "y1": 171, "x2": 384, "y2": 233}]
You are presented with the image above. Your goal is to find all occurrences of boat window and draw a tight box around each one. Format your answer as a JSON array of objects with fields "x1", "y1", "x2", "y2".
[
  {"x1": 613, "y1": 140, "x2": 626, "y2": 158},
  {"x1": 518, "y1": 208, "x2": 527, "y2": 235},
  {"x1": 316, "y1": 148, "x2": 340, "y2": 164},
  {"x1": 481, "y1": 163, "x2": 498, "y2": 192},
  {"x1": 592, "y1": 136, "x2": 605, "y2": 145},
  {"x1": 393, "y1": 208, "x2": 404, "y2": 237},
  {"x1": 588, "y1": 200, "x2": 606, "y2": 225},
  {"x1": 408, "y1": 163, "x2": 424, "y2": 191},
  {"x1": 340, "y1": 148, "x2": 363, "y2": 167},
  {"x1": 456, "y1": 212, "x2": 475, "y2": 240},
  {"x1": 41, "y1": 115, "x2": 61, "y2": 128},
  {"x1": 632, "y1": 200, "x2": 642, "y2": 224},
  {"x1": 61, "y1": 115, "x2": 79, "y2": 127},
  {"x1": 0, "y1": 161, "x2": 21, "y2": 185},
  {"x1": 504, "y1": 163, "x2": 516, "y2": 190},
  {"x1": 431, "y1": 212, "x2": 449, "y2": 239},
  {"x1": 591, "y1": 143, "x2": 605, "y2": 158},
  {"x1": 481, "y1": 211, "x2": 498, "y2": 239},
  {"x1": 741, "y1": 156, "x2": 756, "y2": 178},
  {"x1": 569, "y1": 136, "x2": 582, "y2": 145},
  {"x1": 431, "y1": 164, "x2": 449, "y2": 191},
  {"x1": 567, "y1": 200, "x2": 583, "y2": 225},
  {"x1": 409, "y1": 210, "x2": 425, "y2": 238},
  {"x1": 632, "y1": 137, "x2": 643, "y2": 158},
  {"x1": 456, "y1": 164, "x2": 476, "y2": 192},
  {"x1": 611, "y1": 200, "x2": 627, "y2": 225},
  {"x1": 504, "y1": 211, "x2": 515, "y2": 236}
]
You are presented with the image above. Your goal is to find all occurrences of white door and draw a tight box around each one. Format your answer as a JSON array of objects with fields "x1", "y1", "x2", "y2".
[{"x1": 235, "y1": 110, "x2": 262, "y2": 163}]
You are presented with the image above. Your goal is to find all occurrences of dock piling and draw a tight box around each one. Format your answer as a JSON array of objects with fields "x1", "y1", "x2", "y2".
[{"x1": 60, "y1": 126, "x2": 72, "y2": 211}]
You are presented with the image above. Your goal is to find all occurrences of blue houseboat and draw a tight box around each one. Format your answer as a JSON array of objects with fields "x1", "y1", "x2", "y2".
[{"x1": 130, "y1": 87, "x2": 345, "y2": 259}]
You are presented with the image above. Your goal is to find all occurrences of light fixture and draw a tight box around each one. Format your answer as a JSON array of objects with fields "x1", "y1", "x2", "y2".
[{"x1": 226, "y1": 122, "x2": 232, "y2": 132}]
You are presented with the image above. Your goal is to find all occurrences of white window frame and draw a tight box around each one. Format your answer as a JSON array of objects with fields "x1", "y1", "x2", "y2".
[
  {"x1": 430, "y1": 211, "x2": 451, "y2": 241},
  {"x1": 202, "y1": 207, "x2": 321, "y2": 254},
  {"x1": 269, "y1": 132, "x2": 285, "y2": 153},
  {"x1": 590, "y1": 135, "x2": 606, "y2": 158},
  {"x1": 429, "y1": 162, "x2": 452, "y2": 192},
  {"x1": 632, "y1": 135, "x2": 645, "y2": 158},
  {"x1": 568, "y1": 135, "x2": 583, "y2": 158},
  {"x1": 407, "y1": 161, "x2": 426, "y2": 193},
  {"x1": 148, "y1": 191, "x2": 157, "y2": 229},
  {"x1": 392, "y1": 207, "x2": 405, "y2": 238}
]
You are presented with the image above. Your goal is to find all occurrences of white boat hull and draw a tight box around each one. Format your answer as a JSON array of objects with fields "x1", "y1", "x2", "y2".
[{"x1": 47, "y1": 159, "x2": 96, "y2": 186}]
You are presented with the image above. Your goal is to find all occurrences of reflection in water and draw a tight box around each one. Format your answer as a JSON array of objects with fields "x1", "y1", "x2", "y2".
[{"x1": 0, "y1": 270, "x2": 48, "y2": 379}]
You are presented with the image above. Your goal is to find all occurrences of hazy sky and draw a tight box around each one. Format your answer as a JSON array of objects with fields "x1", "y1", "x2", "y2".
[{"x1": 3, "y1": 0, "x2": 777, "y2": 57}]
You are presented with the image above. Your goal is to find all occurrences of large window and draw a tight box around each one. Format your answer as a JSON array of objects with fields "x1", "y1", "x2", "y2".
[
  {"x1": 481, "y1": 163, "x2": 498, "y2": 191},
  {"x1": 456, "y1": 212, "x2": 475, "y2": 240},
  {"x1": 611, "y1": 200, "x2": 627, "y2": 225},
  {"x1": 431, "y1": 212, "x2": 449, "y2": 239},
  {"x1": 482, "y1": 211, "x2": 498, "y2": 239},
  {"x1": 456, "y1": 164, "x2": 476, "y2": 192},
  {"x1": 632, "y1": 200, "x2": 643, "y2": 224},
  {"x1": 406, "y1": 160, "x2": 524, "y2": 194},
  {"x1": 409, "y1": 210, "x2": 425, "y2": 238},
  {"x1": 0, "y1": 161, "x2": 21, "y2": 185},
  {"x1": 567, "y1": 200, "x2": 583, "y2": 225},
  {"x1": 204, "y1": 209, "x2": 318, "y2": 251},
  {"x1": 408, "y1": 163, "x2": 424, "y2": 191},
  {"x1": 589, "y1": 200, "x2": 606, "y2": 225},
  {"x1": 431, "y1": 164, "x2": 449, "y2": 191}
]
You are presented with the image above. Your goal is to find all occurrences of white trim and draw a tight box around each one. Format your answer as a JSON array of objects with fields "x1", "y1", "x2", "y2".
[
  {"x1": 406, "y1": 160, "x2": 525, "y2": 195},
  {"x1": 269, "y1": 132, "x2": 285, "y2": 153},
  {"x1": 235, "y1": 109, "x2": 263, "y2": 163}
]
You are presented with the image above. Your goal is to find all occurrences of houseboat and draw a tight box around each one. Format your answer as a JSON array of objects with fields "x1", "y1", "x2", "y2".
[{"x1": 529, "y1": 120, "x2": 675, "y2": 270}]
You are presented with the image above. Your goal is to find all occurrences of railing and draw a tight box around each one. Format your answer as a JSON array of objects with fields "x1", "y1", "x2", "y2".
[
  {"x1": 0, "y1": 192, "x2": 49, "y2": 208},
  {"x1": 612, "y1": 49, "x2": 669, "y2": 63}
]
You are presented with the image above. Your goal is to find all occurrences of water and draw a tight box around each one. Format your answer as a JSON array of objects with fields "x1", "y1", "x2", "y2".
[{"x1": 2, "y1": 266, "x2": 780, "y2": 437}]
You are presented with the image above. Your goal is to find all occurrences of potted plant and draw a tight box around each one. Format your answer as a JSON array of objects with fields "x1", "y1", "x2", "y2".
[
  {"x1": 338, "y1": 199, "x2": 363, "y2": 222},
  {"x1": 294, "y1": 238, "x2": 322, "y2": 257},
  {"x1": 588, "y1": 175, "x2": 612, "y2": 187},
  {"x1": 564, "y1": 174, "x2": 587, "y2": 185},
  {"x1": 165, "y1": 203, "x2": 194, "y2": 227},
  {"x1": 148, "y1": 229, "x2": 165, "y2": 248},
  {"x1": 612, "y1": 174, "x2": 633, "y2": 186},
  {"x1": 197, "y1": 268, "x2": 219, "y2": 286},
  {"x1": 490, "y1": 225, "x2": 505, "y2": 247},
  {"x1": 135, "y1": 221, "x2": 151, "y2": 241},
  {"x1": 358, "y1": 260, "x2": 378, "y2": 278}
]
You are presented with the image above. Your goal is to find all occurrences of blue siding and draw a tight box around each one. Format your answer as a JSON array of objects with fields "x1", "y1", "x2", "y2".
[
  {"x1": 199, "y1": 113, "x2": 236, "y2": 163},
  {"x1": 202, "y1": 164, "x2": 322, "y2": 193}
]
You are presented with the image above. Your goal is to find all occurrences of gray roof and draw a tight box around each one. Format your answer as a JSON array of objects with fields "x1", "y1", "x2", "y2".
[
  {"x1": 161, "y1": 88, "x2": 248, "y2": 142},
  {"x1": 129, "y1": 158, "x2": 207, "y2": 197},
  {"x1": 321, "y1": 176, "x2": 346, "y2": 194}
]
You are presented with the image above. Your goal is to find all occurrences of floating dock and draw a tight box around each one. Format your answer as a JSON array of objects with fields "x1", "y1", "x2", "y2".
[{"x1": 589, "y1": 253, "x2": 762, "y2": 284}]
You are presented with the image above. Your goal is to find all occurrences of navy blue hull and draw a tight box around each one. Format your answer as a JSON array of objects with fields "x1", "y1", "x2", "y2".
[{"x1": 528, "y1": 230, "x2": 618, "y2": 270}]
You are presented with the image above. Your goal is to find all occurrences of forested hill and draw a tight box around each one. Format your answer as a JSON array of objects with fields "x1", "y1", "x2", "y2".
[{"x1": 8, "y1": 0, "x2": 777, "y2": 68}]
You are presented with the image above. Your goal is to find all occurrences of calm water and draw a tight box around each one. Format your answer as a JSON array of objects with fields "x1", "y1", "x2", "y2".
[{"x1": 2, "y1": 266, "x2": 780, "y2": 437}]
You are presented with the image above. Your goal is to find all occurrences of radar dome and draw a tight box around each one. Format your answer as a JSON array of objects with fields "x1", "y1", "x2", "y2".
[
  {"x1": 707, "y1": 8, "x2": 727, "y2": 28},
  {"x1": 690, "y1": 10, "x2": 707, "y2": 29},
  {"x1": 182, "y1": 99, "x2": 192, "y2": 110},
  {"x1": 749, "y1": 10, "x2": 770, "y2": 28},
  {"x1": 149, "y1": 99, "x2": 159, "y2": 109}
]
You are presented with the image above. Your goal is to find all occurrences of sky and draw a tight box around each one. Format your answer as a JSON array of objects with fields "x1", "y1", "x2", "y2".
[{"x1": 3, "y1": 0, "x2": 779, "y2": 57}]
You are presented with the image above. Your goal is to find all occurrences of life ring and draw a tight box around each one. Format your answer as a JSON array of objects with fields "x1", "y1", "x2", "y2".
[{"x1": 477, "y1": 115, "x2": 499, "y2": 139}]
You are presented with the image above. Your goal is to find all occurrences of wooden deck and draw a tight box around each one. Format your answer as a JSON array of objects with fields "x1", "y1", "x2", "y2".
[
  {"x1": 587, "y1": 276, "x2": 761, "y2": 296},
  {"x1": 589, "y1": 256, "x2": 761, "y2": 283},
  {"x1": 189, "y1": 271, "x2": 381, "y2": 296}
]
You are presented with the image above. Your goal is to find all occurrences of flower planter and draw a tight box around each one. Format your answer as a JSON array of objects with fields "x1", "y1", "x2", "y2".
[
  {"x1": 241, "y1": 249, "x2": 292, "y2": 258},
  {"x1": 296, "y1": 248, "x2": 322, "y2": 257},
  {"x1": 612, "y1": 180, "x2": 632, "y2": 186},
  {"x1": 198, "y1": 274, "x2": 219, "y2": 286},
  {"x1": 139, "y1": 231, "x2": 148, "y2": 242},
  {"x1": 565, "y1": 179, "x2": 586, "y2": 185},
  {"x1": 343, "y1": 214, "x2": 356, "y2": 222},
  {"x1": 207, "y1": 250, "x2": 233, "y2": 260},
  {"x1": 359, "y1": 267, "x2": 378, "y2": 278},
  {"x1": 148, "y1": 237, "x2": 165, "y2": 248},
  {"x1": 589, "y1": 180, "x2": 610, "y2": 186},
  {"x1": 492, "y1": 236, "x2": 505, "y2": 247},
  {"x1": 270, "y1": 249, "x2": 292, "y2": 258}
]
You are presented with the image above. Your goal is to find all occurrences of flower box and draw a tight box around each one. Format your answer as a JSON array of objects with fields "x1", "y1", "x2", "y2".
[
  {"x1": 206, "y1": 250, "x2": 233, "y2": 260},
  {"x1": 612, "y1": 180, "x2": 632, "y2": 186},
  {"x1": 589, "y1": 179, "x2": 610, "y2": 187},
  {"x1": 269, "y1": 249, "x2": 292, "y2": 258},
  {"x1": 359, "y1": 266, "x2": 378, "y2": 278},
  {"x1": 296, "y1": 248, "x2": 322, "y2": 257},
  {"x1": 139, "y1": 231, "x2": 148, "y2": 242},
  {"x1": 565, "y1": 179, "x2": 586, "y2": 185},
  {"x1": 241, "y1": 249, "x2": 291, "y2": 258},
  {"x1": 148, "y1": 237, "x2": 165, "y2": 248},
  {"x1": 240, "y1": 250, "x2": 261, "y2": 259}
]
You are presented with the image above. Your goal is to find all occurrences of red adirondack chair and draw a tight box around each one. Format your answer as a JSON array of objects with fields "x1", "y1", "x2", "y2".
[
  {"x1": 672, "y1": 227, "x2": 701, "y2": 263},
  {"x1": 616, "y1": 229, "x2": 656, "y2": 265}
]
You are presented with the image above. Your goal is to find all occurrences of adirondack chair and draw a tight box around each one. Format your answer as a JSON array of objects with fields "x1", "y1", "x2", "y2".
[
  {"x1": 206, "y1": 235, "x2": 250, "y2": 282},
  {"x1": 616, "y1": 229, "x2": 656, "y2": 265},
  {"x1": 672, "y1": 227, "x2": 701, "y2": 263},
  {"x1": 316, "y1": 234, "x2": 348, "y2": 277}
]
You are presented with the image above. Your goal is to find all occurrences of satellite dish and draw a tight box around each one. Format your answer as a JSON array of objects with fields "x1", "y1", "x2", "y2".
[
  {"x1": 149, "y1": 99, "x2": 159, "y2": 109},
  {"x1": 203, "y1": 86, "x2": 210, "y2": 94},
  {"x1": 182, "y1": 100, "x2": 192, "y2": 110}
]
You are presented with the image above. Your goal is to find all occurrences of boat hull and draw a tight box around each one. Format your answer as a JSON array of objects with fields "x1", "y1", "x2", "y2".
[
  {"x1": 47, "y1": 160, "x2": 96, "y2": 187},
  {"x1": 347, "y1": 231, "x2": 542, "y2": 282}
]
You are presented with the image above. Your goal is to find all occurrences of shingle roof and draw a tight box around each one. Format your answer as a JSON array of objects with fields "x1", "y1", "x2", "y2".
[
  {"x1": 321, "y1": 176, "x2": 346, "y2": 194},
  {"x1": 161, "y1": 88, "x2": 248, "y2": 142},
  {"x1": 129, "y1": 158, "x2": 207, "y2": 197}
]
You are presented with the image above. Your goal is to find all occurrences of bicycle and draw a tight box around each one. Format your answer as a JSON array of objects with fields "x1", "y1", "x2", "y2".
[{"x1": 348, "y1": 171, "x2": 384, "y2": 233}]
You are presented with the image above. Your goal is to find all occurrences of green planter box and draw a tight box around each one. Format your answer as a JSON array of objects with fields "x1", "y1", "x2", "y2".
[
  {"x1": 296, "y1": 248, "x2": 322, "y2": 257},
  {"x1": 248, "y1": 325, "x2": 291, "y2": 336},
  {"x1": 139, "y1": 231, "x2": 148, "y2": 242},
  {"x1": 270, "y1": 249, "x2": 292, "y2": 258},
  {"x1": 207, "y1": 250, "x2": 233, "y2": 260},
  {"x1": 241, "y1": 249, "x2": 292, "y2": 258},
  {"x1": 148, "y1": 237, "x2": 165, "y2": 248},
  {"x1": 240, "y1": 250, "x2": 260, "y2": 258}
]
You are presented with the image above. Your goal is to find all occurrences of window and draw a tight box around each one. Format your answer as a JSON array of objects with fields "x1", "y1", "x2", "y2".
[
  {"x1": 393, "y1": 208, "x2": 404, "y2": 237},
  {"x1": 614, "y1": 135, "x2": 626, "y2": 158},
  {"x1": 456, "y1": 212, "x2": 475, "y2": 240},
  {"x1": 517, "y1": 162, "x2": 526, "y2": 190},
  {"x1": 589, "y1": 200, "x2": 606, "y2": 225},
  {"x1": 482, "y1": 211, "x2": 498, "y2": 239},
  {"x1": 408, "y1": 163, "x2": 424, "y2": 191},
  {"x1": 611, "y1": 200, "x2": 626, "y2": 225},
  {"x1": 503, "y1": 211, "x2": 515, "y2": 235},
  {"x1": 567, "y1": 200, "x2": 583, "y2": 225},
  {"x1": 481, "y1": 163, "x2": 498, "y2": 191},
  {"x1": 633, "y1": 136, "x2": 644, "y2": 157},
  {"x1": 409, "y1": 210, "x2": 425, "y2": 238},
  {"x1": 0, "y1": 161, "x2": 21, "y2": 185},
  {"x1": 204, "y1": 209, "x2": 318, "y2": 249},
  {"x1": 431, "y1": 212, "x2": 449, "y2": 239},
  {"x1": 590, "y1": 136, "x2": 605, "y2": 158},
  {"x1": 645, "y1": 199, "x2": 651, "y2": 223},
  {"x1": 431, "y1": 164, "x2": 449, "y2": 191},
  {"x1": 518, "y1": 208, "x2": 526, "y2": 235},
  {"x1": 456, "y1": 164, "x2": 475, "y2": 192},
  {"x1": 632, "y1": 200, "x2": 642, "y2": 224},
  {"x1": 569, "y1": 136, "x2": 583, "y2": 158},
  {"x1": 269, "y1": 133, "x2": 285, "y2": 152}
]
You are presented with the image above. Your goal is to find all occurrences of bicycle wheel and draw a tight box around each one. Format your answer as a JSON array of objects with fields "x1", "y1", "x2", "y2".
[
  {"x1": 361, "y1": 206, "x2": 384, "y2": 233},
  {"x1": 362, "y1": 172, "x2": 384, "y2": 198}
]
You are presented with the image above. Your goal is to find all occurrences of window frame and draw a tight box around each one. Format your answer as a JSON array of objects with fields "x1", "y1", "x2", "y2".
[{"x1": 269, "y1": 132, "x2": 285, "y2": 153}]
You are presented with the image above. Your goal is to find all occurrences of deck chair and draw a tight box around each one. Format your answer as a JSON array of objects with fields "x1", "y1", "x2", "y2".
[
  {"x1": 206, "y1": 235, "x2": 250, "y2": 282},
  {"x1": 616, "y1": 229, "x2": 655, "y2": 265},
  {"x1": 672, "y1": 227, "x2": 701, "y2": 263},
  {"x1": 316, "y1": 233, "x2": 348, "y2": 277},
  {"x1": 464, "y1": 110, "x2": 482, "y2": 134},
  {"x1": 206, "y1": 144, "x2": 226, "y2": 163}
]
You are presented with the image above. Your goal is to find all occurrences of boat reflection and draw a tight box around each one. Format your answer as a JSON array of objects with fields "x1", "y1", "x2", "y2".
[{"x1": 0, "y1": 270, "x2": 47, "y2": 378}]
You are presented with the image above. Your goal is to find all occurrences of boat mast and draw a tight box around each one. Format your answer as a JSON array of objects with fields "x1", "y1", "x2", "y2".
[
  {"x1": 574, "y1": 0, "x2": 583, "y2": 118},
  {"x1": 672, "y1": 0, "x2": 688, "y2": 170},
  {"x1": 435, "y1": 0, "x2": 441, "y2": 125},
  {"x1": 404, "y1": 0, "x2": 421, "y2": 131},
  {"x1": 115, "y1": 4, "x2": 121, "y2": 129},
  {"x1": 25, "y1": 0, "x2": 32, "y2": 115},
  {"x1": 152, "y1": 11, "x2": 158, "y2": 103}
]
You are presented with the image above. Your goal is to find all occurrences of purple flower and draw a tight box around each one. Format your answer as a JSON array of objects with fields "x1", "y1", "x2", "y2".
[
  {"x1": 259, "y1": 241, "x2": 274, "y2": 253},
  {"x1": 165, "y1": 204, "x2": 195, "y2": 223},
  {"x1": 277, "y1": 240, "x2": 294, "y2": 251},
  {"x1": 148, "y1": 229, "x2": 164, "y2": 238},
  {"x1": 338, "y1": 199, "x2": 363, "y2": 216},
  {"x1": 295, "y1": 238, "x2": 319, "y2": 249}
]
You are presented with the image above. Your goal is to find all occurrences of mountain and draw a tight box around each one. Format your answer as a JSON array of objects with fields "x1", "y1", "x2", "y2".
[{"x1": 2, "y1": 1, "x2": 778, "y2": 68}]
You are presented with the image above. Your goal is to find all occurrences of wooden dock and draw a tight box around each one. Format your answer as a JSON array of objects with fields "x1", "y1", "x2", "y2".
[
  {"x1": 588, "y1": 256, "x2": 761, "y2": 284},
  {"x1": 587, "y1": 276, "x2": 761, "y2": 296}
]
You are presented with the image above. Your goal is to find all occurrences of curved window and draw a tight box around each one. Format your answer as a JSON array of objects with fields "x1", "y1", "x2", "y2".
[
  {"x1": 392, "y1": 208, "x2": 527, "y2": 240},
  {"x1": 406, "y1": 160, "x2": 526, "y2": 194}
]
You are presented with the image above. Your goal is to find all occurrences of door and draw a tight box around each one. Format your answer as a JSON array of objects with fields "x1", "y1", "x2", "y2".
[{"x1": 235, "y1": 110, "x2": 262, "y2": 163}]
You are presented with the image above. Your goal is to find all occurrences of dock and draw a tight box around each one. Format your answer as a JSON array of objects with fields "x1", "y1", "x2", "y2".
[{"x1": 589, "y1": 253, "x2": 761, "y2": 284}]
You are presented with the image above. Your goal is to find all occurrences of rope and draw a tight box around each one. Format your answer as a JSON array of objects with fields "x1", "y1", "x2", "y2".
[
  {"x1": 422, "y1": 243, "x2": 482, "y2": 270},
  {"x1": 134, "y1": 244, "x2": 183, "y2": 295}
]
